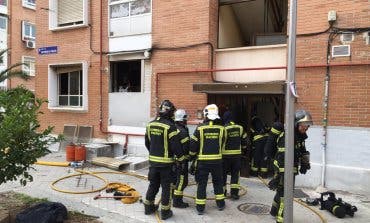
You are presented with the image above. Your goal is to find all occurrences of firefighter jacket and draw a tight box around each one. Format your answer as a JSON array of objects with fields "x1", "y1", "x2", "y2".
[
  {"x1": 222, "y1": 121, "x2": 248, "y2": 158},
  {"x1": 145, "y1": 117, "x2": 185, "y2": 167},
  {"x1": 175, "y1": 122, "x2": 190, "y2": 160},
  {"x1": 271, "y1": 128, "x2": 309, "y2": 175},
  {"x1": 189, "y1": 119, "x2": 225, "y2": 164},
  {"x1": 264, "y1": 122, "x2": 284, "y2": 159}
]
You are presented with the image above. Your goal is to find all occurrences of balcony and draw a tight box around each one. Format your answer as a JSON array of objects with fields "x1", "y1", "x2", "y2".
[{"x1": 214, "y1": 44, "x2": 287, "y2": 83}]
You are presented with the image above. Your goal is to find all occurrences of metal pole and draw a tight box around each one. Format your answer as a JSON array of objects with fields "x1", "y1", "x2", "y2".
[{"x1": 284, "y1": 0, "x2": 297, "y2": 223}]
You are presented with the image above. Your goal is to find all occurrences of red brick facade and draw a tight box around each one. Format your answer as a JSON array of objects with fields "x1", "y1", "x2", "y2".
[
  {"x1": 295, "y1": 0, "x2": 370, "y2": 127},
  {"x1": 7, "y1": 0, "x2": 370, "y2": 138}
]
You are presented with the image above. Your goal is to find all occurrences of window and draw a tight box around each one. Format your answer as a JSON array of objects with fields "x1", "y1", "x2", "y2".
[
  {"x1": 48, "y1": 62, "x2": 88, "y2": 111},
  {"x1": 22, "y1": 56, "x2": 36, "y2": 76},
  {"x1": 110, "y1": 60, "x2": 142, "y2": 93},
  {"x1": 22, "y1": 0, "x2": 36, "y2": 10},
  {"x1": 109, "y1": 0, "x2": 150, "y2": 19},
  {"x1": 22, "y1": 21, "x2": 36, "y2": 40},
  {"x1": 109, "y1": 0, "x2": 151, "y2": 36},
  {"x1": 0, "y1": 0, "x2": 7, "y2": 6},
  {"x1": 49, "y1": 0, "x2": 88, "y2": 30},
  {"x1": 0, "y1": 16, "x2": 6, "y2": 30},
  {"x1": 59, "y1": 70, "x2": 83, "y2": 106}
]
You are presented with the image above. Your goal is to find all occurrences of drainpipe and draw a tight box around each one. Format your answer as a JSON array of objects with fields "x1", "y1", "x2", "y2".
[
  {"x1": 321, "y1": 32, "x2": 335, "y2": 187},
  {"x1": 98, "y1": 0, "x2": 144, "y2": 150}
]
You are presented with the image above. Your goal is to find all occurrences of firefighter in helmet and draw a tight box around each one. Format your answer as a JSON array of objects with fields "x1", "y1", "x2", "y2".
[
  {"x1": 222, "y1": 110, "x2": 249, "y2": 200},
  {"x1": 249, "y1": 116, "x2": 269, "y2": 177},
  {"x1": 144, "y1": 100, "x2": 186, "y2": 220},
  {"x1": 189, "y1": 104, "x2": 226, "y2": 215},
  {"x1": 265, "y1": 110, "x2": 313, "y2": 223},
  {"x1": 172, "y1": 109, "x2": 190, "y2": 208}
]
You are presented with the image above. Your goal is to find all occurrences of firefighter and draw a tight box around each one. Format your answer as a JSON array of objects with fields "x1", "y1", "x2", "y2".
[
  {"x1": 222, "y1": 111, "x2": 249, "y2": 200},
  {"x1": 249, "y1": 116, "x2": 269, "y2": 177},
  {"x1": 266, "y1": 110, "x2": 313, "y2": 223},
  {"x1": 189, "y1": 104, "x2": 226, "y2": 215},
  {"x1": 143, "y1": 100, "x2": 186, "y2": 220},
  {"x1": 172, "y1": 109, "x2": 190, "y2": 208}
]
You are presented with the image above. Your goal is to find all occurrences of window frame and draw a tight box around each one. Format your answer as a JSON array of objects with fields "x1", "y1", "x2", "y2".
[
  {"x1": 22, "y1": 0, "x2": 36, "y2": 10},
  {"x1": 109, "y1": 0, "x2": 152, "y2": 19},
  {"x1": 0, "y1": 0, "x2": 7, "y2": 7},
  {"x1": 108, "y1": 0, "x2": 152, "y2": 37},
  {"x1": 48, "y1": 0, "x2": 89, "y2": 31},
  {"x1": 58, "y1": 70, "x2": 83, "y2": 107},
  {"x1": 22, "y1": 21, "x2": 36, "y2": 41},
  {"x1": 22, "y1": 56, "x2": 36, "y2": 76},
  {"x1": 48, "y1": 61, "x2": 88, "y2": 112}
]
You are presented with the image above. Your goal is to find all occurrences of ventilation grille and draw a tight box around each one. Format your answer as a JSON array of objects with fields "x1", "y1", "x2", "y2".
[
  {"x1": 340, "y1": 33, "x2": 354, "y2": 43},
  {"x1": 332, "y1": 45, "x2": 350, "y2": 57}
]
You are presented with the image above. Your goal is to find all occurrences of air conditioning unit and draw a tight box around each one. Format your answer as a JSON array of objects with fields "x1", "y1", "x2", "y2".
[
  {"x1": 332, "y1": 45, "x2": 350, "y2": 58},
  {"x1": 25, "y1": 40, "x2": 35, "y2": 49}
]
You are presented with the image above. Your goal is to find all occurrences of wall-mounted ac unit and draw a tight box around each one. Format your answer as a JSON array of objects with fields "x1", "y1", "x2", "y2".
[
  {"x1": 332, "y1": 45, "x2": 350, "y2": 57},
  {"x1": 25, "y1": 40, "x2": 35, "y2": 49}
]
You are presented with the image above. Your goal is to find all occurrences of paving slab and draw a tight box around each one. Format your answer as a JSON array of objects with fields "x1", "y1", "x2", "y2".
[{"x1": 1, "y1": 151, "x2": 369, "y2": 223}]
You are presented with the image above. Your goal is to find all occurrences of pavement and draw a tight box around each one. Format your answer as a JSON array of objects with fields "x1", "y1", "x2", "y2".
[{"x1": 1, "y1": 151, "x2": 370, "y2": 223}]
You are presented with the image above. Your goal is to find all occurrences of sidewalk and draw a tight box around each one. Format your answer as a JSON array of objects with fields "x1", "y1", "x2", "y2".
[{"x1": 1, "y1": 151, "x2": 369, "y2": 223}]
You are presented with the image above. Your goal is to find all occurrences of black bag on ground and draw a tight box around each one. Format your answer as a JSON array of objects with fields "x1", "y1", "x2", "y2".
[{"x1": 16, "y1": 202, "x2": 67, "y2": 223}]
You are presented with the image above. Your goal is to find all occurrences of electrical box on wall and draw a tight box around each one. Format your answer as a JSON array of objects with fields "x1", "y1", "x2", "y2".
[{"x1": 328, "y1": 10, "x2": 337, "y2": 22}]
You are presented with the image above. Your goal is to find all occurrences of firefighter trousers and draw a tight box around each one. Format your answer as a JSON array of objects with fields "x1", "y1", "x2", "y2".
[
  {"x1": 195, "y1": 162, "x2": 225, "y2": 212},
  {"x1": 251, "y1": 137, "x2": 268, "y2": 175},
  {"x1": 222, "y1": 157, "x2": 241, "y2": 196},
  {"x1": 145, "y1": 166, "x2": 172, "y2": 211},
  {"x1": 173, "y1": 162, "x2": 189, "y2": 199}
]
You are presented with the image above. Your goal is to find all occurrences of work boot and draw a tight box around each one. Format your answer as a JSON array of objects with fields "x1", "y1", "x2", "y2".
[
  {"x1": 144, "y1": 204, "x2": 158, "y2": 215},
  {"x1": 270, "y1": 206, "x2": 277, "y2": 217},
  {"x1": 173, "y1": 197, "x2": 189, "y2": 208},
  {"x1": 230, "y1": 189, "x2": 239, "y2": 200},
  {"x1": 231, "y1": 194, "x2": 240, "y2": 200},
  {"x1": 161, "y1": 209, "x2": 173, "y2": 220},
  {"x1": 196, "y1": 205, "x2": 205, "y2": 215},
  {"x1": 217, "y1": 200, "x2": 225, "y2": 211}
]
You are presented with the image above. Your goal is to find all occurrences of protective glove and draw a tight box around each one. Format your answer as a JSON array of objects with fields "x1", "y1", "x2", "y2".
[
  {"x1": 268, "y1": 177, "x2": 279, "y2": 191},
  {"x1": 189, "y1": 160, "x2": 197, "y2": 175},
  {"x1": 299, "y1": 163, "x2": 310, "y2": 174}
]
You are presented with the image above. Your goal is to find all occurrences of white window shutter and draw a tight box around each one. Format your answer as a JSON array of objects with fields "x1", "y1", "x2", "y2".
[{"x1": 58, "y1": 0, "x2": 83, "y2": 26}]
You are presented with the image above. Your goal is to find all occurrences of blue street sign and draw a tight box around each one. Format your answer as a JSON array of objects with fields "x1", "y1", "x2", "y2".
[{"x1": 38, "y1": 46, "x2": 58, "y2": 55}]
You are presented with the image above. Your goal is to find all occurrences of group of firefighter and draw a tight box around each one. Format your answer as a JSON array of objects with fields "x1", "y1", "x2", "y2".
[{"x1": 143, "y1": 99, "x2": 313, "y2": 222}]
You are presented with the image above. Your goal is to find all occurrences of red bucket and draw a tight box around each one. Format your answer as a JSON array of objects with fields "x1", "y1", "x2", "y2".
[
  {"x1": 65, "y1": 144, "x2": 76, "y2": 162},
  {"x1": 75, "y1": 145, "x2": 86, "y2": 161}
]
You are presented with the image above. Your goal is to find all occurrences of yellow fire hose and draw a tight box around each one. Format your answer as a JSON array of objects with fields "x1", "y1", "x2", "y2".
[{"x1": 36, "y1": 162, "x2": 325, "y2": 223}]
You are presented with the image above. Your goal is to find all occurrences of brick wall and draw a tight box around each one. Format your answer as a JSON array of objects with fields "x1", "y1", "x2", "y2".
[
  {"x1": 34, "y1": 0, "x2": 110, "y2": 137},
  {"x1": 9, "y1": 1, "x2": 36, "y2": 90},
  {"x1": 151, "y1": 0, "x2": 218, "y2": 118},
  {"x1": 295, "y1": 0, "x2": 370, "y2": 127}
]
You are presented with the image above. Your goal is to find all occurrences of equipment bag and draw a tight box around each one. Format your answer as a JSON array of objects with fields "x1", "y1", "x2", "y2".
[{"x1": 16, "y1": 202, "x2": 67, "y2": 223}]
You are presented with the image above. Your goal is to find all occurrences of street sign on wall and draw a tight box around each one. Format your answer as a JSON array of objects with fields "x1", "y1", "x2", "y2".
[{"x1": 38, "y1": 46, "x2": 58, "y2": 55}]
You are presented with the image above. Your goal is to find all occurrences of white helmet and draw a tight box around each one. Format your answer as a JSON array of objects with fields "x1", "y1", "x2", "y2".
[
  {"x1": 203, "y1": 104, "x2": 220, "y2": 120},
  {"x1": 174, "y1": 109, "x2": 188, "y2": 122}
]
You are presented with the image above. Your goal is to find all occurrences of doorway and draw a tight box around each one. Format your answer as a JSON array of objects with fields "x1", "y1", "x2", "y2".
[{"x1": 208, "y1": 93, "x2": 285, "y2": 176}]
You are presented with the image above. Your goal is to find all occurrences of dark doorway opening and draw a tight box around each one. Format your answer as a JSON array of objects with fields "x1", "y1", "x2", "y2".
[{"x1": 208, "y1": 93, "x2": 285, "y2": 177}]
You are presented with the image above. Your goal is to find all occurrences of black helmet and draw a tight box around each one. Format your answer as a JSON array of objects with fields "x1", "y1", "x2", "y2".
[
  {"x1": 158, "y1": 100, "x2": 176, "y2": 117},
  {"x1": 295, "y1": 110, "x2": 313, "y2": 126}
]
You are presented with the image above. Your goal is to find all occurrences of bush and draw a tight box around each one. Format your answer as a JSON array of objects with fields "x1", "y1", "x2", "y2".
[{"x1": 0, "y1": 86, "x2": 59, "y2": 186}]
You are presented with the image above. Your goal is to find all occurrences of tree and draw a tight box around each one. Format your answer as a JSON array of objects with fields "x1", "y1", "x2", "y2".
[
  {"x1": 0, "y1": 49, "x2": 59, "y2": 186},
  {"x1": 0, "y1": 49, "x2": 30, "y2": 83}
]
